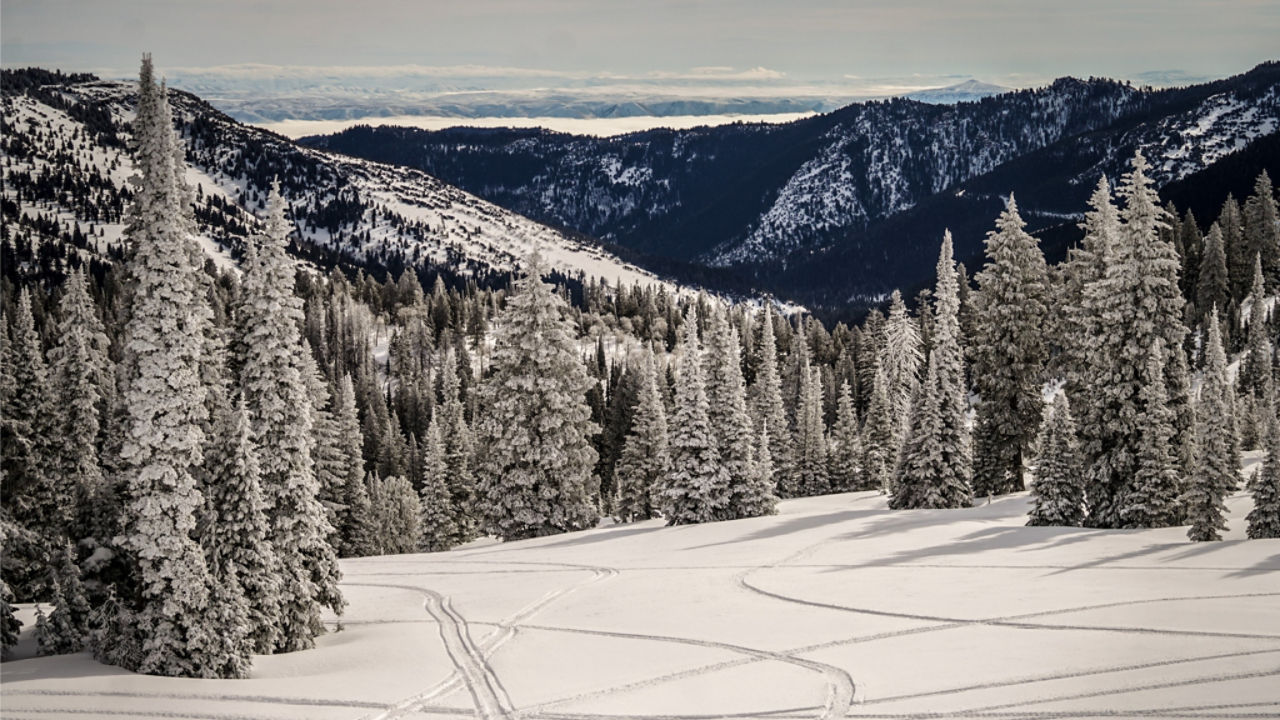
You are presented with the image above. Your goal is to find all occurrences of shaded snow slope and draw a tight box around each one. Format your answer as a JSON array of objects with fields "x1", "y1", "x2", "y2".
[
  {"x1": 2, "y1": 77, "x2": 671, "y2": 292},
  {"x1": 4, "y1": 482, "x2": 1278, "y2": 719}
]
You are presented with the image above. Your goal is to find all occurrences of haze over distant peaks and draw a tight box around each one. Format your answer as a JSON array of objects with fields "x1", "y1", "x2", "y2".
[{"x1": 906, "y1": 79, "x2": 1011, "y2": 104}]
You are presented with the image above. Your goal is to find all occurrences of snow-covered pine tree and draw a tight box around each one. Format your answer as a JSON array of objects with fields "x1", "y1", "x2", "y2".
[
  {"x1": 931, "y1": 231, "x2": 972, "y2": 490},
  {"x1": 891, "y1": 350, "x2": 971, "y2": 509},
  {"x1": 1118, "y1": 341, "x2": 1183, "y2": 529},
  {"x1": 862, "y1": 366, "x2": 895, "y2": 493},
  {"x1": 34, "y1": 541, "x2": 91, "y2": 655},
  {"x1": 1248, "y1": 396, "x2": 1280, "y2": 538},
  {"x1": 1196, "y1": 224, "x2": 1231, "y2": 331},
  {"x1": 0, "y1": 576, "x2": 20, "y2": 659},
  {"x1": 238, "y1": 181, "x2": 343, "y2": 651},
  {"x1": 1081, "y1": 153, "x2": 1188, "y2": 528},
  {"x1": 793, "y1": 363, "x2": 830, "y2": 496},
  {"x1": 438, "y1": 347, "x2": 477, "y2": 542},
  {"x1": 751, "y1": 307, "x2": 791, "y2": 494},
  {"x1": 1186, "y1": 309, "x2": 1240, "y2": 541},
  {"x1": 1028, "y1": 392, "x2": 1085, "y2": 526},
  {"x1": 828, "y1": 381, "x2": 861, "y2": 491},
  {"x1": 49, "y1": 269, "x2": 114, "y2": 541},
  {"x1": 332, "y1": 374, "x2": 375, "y2": 557},
  {"x1": 107, "y1": 54, "x2": 223, "y2": 677},
  {"x1": 1238, "y1": 254, "x2": 1272, "y2": 449},
  {"x1": 753, "y1": 426, "x2": 777, "y2": 515},
  {"x1": 880, "y1": 290, "x2": 923, "y2": 462},
  {"x1": 615, "y1": 347, "x2": 671, "y2": 522},
  {"x1": 659, "y1": 307, "x2": 731, "y2": 524},
  {"x1": 1243, "y1": 171, "x2": 1279, "y2": 284},
  {"x1": 971, "y1": 197, "x2": 1048, "y2": 497},
  {"x1": 475, "y1": 253, "x2": 599, "y2": 540},
  {"x1": 203, "y1": 398, "x2": 281, "y2": 655},
  {"x1": 366, "y1": 474, "x2": 421, "y2": 555},
  {"x1": 418, "y1": 413, "x2": 458, "y2": 551},
  {"x1": 705, "y1": 308, "x2": 760, "y2": 518}
]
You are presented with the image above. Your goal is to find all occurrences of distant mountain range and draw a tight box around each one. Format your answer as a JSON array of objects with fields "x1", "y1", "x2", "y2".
[{"x1": 303, "y1": 62, "x2": 1280, "y2": 311}]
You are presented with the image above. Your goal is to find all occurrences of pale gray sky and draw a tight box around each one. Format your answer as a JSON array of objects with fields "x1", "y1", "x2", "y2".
[{"x1": 3, "y1": 0, "x2": 1277, "y2": 82}]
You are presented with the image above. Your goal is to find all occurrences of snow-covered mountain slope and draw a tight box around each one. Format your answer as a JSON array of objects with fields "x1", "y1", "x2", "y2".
[
  {"x1": 5, "y1": 481, "x2": 1277, "y2": 718},
  {"x1": 308, "y1": 62, "x2": 1280, "y2": 304},
  {"x1": 0, "y1": 70, "x2": 669, "y2": 291}
]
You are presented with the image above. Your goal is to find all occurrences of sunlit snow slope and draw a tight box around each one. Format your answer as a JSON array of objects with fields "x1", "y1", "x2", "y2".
[{"x1": 4, "y1": 462, "x2": 1278, "y2": 719}]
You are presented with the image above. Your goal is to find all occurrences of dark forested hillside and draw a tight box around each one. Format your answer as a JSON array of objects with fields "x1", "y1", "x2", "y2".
[{"x1": 306, "y1": 62, "x2": 1280, "y2": 310}]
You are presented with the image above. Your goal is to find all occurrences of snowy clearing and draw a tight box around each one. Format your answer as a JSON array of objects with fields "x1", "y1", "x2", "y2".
[{"x1": 3, "y1": 485, "x2": 1278, "y2": 719}]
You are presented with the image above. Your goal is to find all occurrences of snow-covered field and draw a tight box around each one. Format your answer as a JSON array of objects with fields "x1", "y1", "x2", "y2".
[{"x1": 3, "y1": 483, "x2": 1278, "y2": 719}]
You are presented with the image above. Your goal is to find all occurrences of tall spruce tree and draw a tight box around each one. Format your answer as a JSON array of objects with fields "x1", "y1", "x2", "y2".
[
  {"x1": 108, "y1": 55, "x2": 225, "y2": 677},
  {"x1": 862, "y1": 366, "x2": 895, "y2": 493},
  {"x1": 793, "y1": 363, "x2": 830, "y2": 496},
  {"x1": 1118, "y1": 342, "x2": 1183, "y2": 529},
  {"x1": 752, "y1": 308, "x2": 791, "y2": 494},
  {"x1": 1196, "y1": 224, "x2": 1231, "y2": 331},
  {"x1": 1247, "y1": 397, "x2": 1280, "y2": 539},
  {"x1": 1028, "y1": 393, "x2": 1085, "y2": 526},
  {"x1": 238, "y1": 182, "x2": 343, "y2": 651},
  {"x1": 704, "y1": 308, "x2": 759, "y2": 517},
  {"x1": 438, "y1": 347, "x2": 477, "y2": 542},
  {"x1": 828, "y1": 381, "x2": 861, "y2": 491},
  {"x1": 891, "y1": 350, "x2": 972, "y2": 509},
  {"x1": 418, "y1": 413, "x2": 458, "y2": 551},
  {"x1": 1081, "y1": 153, "x2": 1187, "y2": 528},
  {"x1": 333, "y1": 374, "x2": 375, "y2": 557},
  {"x1": 366, "y1": 474, "x2": 421, "y2": 555},
  {"x1": 880, "y1": 290, "x2": 923, "y2": 462},
  {"x1": 474, "y1": 253, "x2": 599, "y2": 540},
  {"x1": 659, "y1": 308, "x2": 730, "y2": 524},
  {"x1": 931, "y1": 231, "x2": 972, "y2": 490},
  {"x1": 203, "y1": 399, "x2": 281, "y2": 656},
  {"x1": 49, "y1": 269, "x2": 113, "y2": 541},
  {"x1": 1243, "y1": 171, "x2": 1279, "y2": 284},
  {"x1": 615, "y1": 348, "x2": 671, "y2": 522},
  {"x1": 971, "y1": 197, "x2": 1048, "y2": 497},
  {"x1": 1186, "y1": 310, "x2": 1239, "y2": 541}
]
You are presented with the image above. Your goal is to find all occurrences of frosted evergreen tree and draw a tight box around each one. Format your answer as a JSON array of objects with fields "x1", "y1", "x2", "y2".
[
  {"x1": 753, "y1": 426, "x2": 778, "y2": 515},
  {"x1": 108, "y1": 54, "x2": 222, "y2": 677},
  {"x1": 367, "y1": 474, "x2": 422, "y2": 555},
  {"x1": 1186, "y1": 310, "x2": 1239, "y2": 541},
  {"x1": 659, "y1": 308, "x2": 730, "y2": 524},
  {"x1": 793, "y1": 363, "x2": 830, "y2": 496},
  {"x1": 891, "y1": 350, "x2": 972, "y2": 509},
  {"x1": 752, "y1": 309, "x2": 791, "y2": 493},
  {"x1": 3, "y1": 290, "x2": 60, "y2": 542},
  {"x1": 1238, "y1": 254, "x2": 1272, "y2": 448},
  {"x1": 475, "y1": 253, "x2": 599, "y2": 540},
  {"x1": 879, "y1": 290, "x2": 923, "y2": 461},
  {"x1": 1, "y1": 577, "x2": 20, "y2": 658},
  {"x1": 1247, "y1": 398, "x2": 1280, "y2": 539},
  {"x1": 49, "y1": 269, "x2": 113, "y2": 541},
  {"x1": 862, "y1": 366, "x2": 895, "y2": 493},
  {"x1": 203, "y1": 399, "x2": 281, "y2": 655},
  {"x1": 1165, "y1": 344, "x2": 1198, "y2": 488},
  {"x1": 418, "y1": 413, "x2": 458, "y2": 551},
  {"x1": 1061, "y1": 178, "x2": 1115, "y2": 382},
  {"x1": 1118, "y1": 342, "x2": 1183, "y2": 529},
  {"x1": 332, "y1": 374, "x2": 374, "y2": 557},
  {"x1": 438, "y1": 347, "x2": 477, "y2": 542},
  {"x1": 238, "y1": 181, "x2": 343, "y2": 651},
  {"x1": 1028, "y1": 393, "x2": 1085, "y2": 526},
  {"x1": 1081, "y1": 153, "x2": 1187, "y2": 528},
  {"x1": 1196, "y1": 224, "x2": 1231, "y2": 329},
  {"x1": 1243, "y1": 171, "x2": 1279, "y2": 283},
  {"x1": 971, "y1": 197, "x2": 1048, "y2": 497},
  {"x1": 706, "y1": 309, "x2": 759, "y2": 518},
  {"x1": 615, "y1": 348, "x2": 670, "y2": 522},
  {"x1": 828, "y1": 381, "x2": 861, "y2": 491},
  {"x1": 931, "y1": 231, "x2": 972, "y2": 489},
  {"x1": 34, "y1": 542, "x2": 91, "y2": 656}
]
